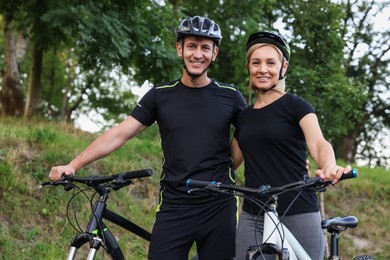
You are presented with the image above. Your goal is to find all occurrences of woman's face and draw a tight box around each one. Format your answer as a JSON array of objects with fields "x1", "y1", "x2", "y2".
[{"x1": 248, "y1": 45, "x2": 283, "y2": 91}]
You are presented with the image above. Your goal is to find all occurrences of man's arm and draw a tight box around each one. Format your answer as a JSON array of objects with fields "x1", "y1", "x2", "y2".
[{"x1": 49, "y1": 116, "x2": 147, "y2": 181}]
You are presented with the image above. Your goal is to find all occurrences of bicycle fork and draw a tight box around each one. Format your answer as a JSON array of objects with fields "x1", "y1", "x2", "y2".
[
  {"x1": 67, "y1": 233, "x2": 102, "y2": 260},
  {"x1": 66, "y1": 192, "x2": 108, "y2": 260}
]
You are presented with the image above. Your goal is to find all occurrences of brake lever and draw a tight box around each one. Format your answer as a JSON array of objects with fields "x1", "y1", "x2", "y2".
[
  {"x1": 111, "y1": 174, "x2": 134, "y2": 191},
  {"x1": 63, "y1": 182, "x2": 75, "y2": 191},
  {"x1": 39, "y1": 179, "x2": 75, "y2": 192}
]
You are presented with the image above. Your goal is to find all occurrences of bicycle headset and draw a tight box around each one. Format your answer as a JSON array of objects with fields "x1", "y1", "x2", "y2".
[{"x1": 176, "y1": 16, "x2": 222, "y2": 79}]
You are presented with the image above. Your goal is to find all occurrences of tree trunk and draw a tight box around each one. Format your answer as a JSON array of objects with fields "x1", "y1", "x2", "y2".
[
  {"x1": 340, "y1": 126, "x2": 362, "y2": 163},
  {"x1": 24, "y1": 44, "x2": 43, "y2": 118},
  {"x1": 0, "y1": 19, "x2": 24, "y2": 116},
  {"x1": 60, "y1": 68, "x2": 71, "y2": 122}
]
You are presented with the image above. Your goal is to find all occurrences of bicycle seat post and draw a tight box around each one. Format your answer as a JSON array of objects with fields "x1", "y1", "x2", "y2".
[
  {"x1": 328, "y1": 229, "x2": 341, "y2": 260},
  {"x1": 322, "y1": 216, "x2": 358, "y2": 260}
]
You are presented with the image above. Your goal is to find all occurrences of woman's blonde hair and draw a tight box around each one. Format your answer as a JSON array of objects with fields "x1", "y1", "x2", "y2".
[{"x1": 246, "y1": 43, "x2": 287, "y2": 93}]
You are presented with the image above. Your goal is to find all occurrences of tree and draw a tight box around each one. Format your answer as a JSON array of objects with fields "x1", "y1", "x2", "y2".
[
  {"x1": 339, "y1": 0, "x2": 390, "y2": 167},
  {"x1": 175, "y1": 0, "x2": 388, "y2": 167},
  {"x1": 1, "y1": 0, "x2": 183, "y2": 123},
  {"x1": 1, "y1": 0, "x2": 388, "y2": 167},
  {"x1": 280, "y1": 0, "x2": 367, "y2": 151},
  {"x1": 39, "y1": 0, "x2": 182, "y2": 125},
  {"x1": 0, "y1": 2, "x2": 26, "y2": 116}
]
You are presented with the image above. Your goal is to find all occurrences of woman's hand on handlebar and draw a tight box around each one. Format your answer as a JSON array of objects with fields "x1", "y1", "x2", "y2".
[
  {"x1": 49, "y1": 165, "x2": 76, "y2": 182},
  {"x1": 315, "y1": 164, "x2": 352, "y2": 184}
]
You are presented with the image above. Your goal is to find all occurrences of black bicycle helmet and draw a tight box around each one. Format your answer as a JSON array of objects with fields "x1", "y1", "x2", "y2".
[
  {"x1": 246, "y1": 31, "x2": 290, "y2": 61},
  {"x1": 176, "y1": 16, "x2": 222, "y2": 46}
]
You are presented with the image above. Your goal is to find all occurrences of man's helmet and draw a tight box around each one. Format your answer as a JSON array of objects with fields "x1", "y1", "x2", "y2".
[
  {"x1": 246, "y1": 31, "x2": 290, "y2": 61},
  {"x1": 176, "y1": 16, "x2": 222, "y2": 46}
]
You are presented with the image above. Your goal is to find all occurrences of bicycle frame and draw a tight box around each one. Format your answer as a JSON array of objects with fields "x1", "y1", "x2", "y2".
[
  {"x1": 246, "y1": 201, "x2": 311, "y2": 260},
  {"x1": 66, "y1": 185, "x2": 151, "y2": 260},
  {"x1": 186, "y1": 169, "x2": 359, "y2": 260},
  {"x1": 41, "y1": 169, "x2": 154, "y2": 259}
]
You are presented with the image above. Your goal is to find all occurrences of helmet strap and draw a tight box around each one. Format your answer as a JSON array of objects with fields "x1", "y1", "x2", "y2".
[
  {"x1": 278, "y1": 57, "x2": 285, "y2": 80},
  {"x1": 259, "y1": 84, "x2": 276, "y2": 93}
]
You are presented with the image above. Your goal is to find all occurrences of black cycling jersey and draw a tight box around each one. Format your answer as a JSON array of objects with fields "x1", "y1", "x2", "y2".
[
  {"x1": 131, "y1": 78, "x2": 247, "y2": 205},
  {"x1": 235, "y1": 93, "x2": 319, "y2": 215}
]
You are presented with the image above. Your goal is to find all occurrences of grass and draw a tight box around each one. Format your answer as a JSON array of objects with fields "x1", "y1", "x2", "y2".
[
  {"x1": 323, "y1": 166, "x2": 390, "y2": 258},
  {"x1": 0, "y1": 117, "x2": 389, "y2": 259},
  {"x1": 0, "y1": 117, "x2": 162, "y2": 260}
]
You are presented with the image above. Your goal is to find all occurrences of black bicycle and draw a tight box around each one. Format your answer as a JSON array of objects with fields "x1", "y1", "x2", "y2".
[
  {"x1": 41, "y1": 168, "x2": 153, "y2": 259},
  {"x1": 186, "y1": 169, "x2": 376, "y2": 260}
]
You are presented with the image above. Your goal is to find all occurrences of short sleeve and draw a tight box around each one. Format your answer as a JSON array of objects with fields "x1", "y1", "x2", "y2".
[
  {"x1": 130, "y1": 87, "x2": 157, "y2": 126},
  {"x1": 293, "y1": 95, "x2": 315, "y2": 123},
  {"x1": 232, "y1": 88, "x2": 247, "y2": 128}
]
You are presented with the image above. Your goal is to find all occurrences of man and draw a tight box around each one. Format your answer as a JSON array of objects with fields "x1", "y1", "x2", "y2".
[{"x1": 49, "y1": 16, "x2": 247, "y2": 259}]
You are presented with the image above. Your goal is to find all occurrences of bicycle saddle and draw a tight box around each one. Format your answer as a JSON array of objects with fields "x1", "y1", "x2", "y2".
[{"x1": 322, "y1": 215, "x2": 358, "y2": 229}]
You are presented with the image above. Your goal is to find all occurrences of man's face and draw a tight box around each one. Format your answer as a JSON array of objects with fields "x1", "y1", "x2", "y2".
[{"x1": 176, "y1": 36, "x2": 219, "y2": 76}]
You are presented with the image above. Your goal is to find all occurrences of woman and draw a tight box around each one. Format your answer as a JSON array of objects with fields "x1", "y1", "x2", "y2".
[{"x1": 231, "y1": 31, "x2": 351, "y2": 259}]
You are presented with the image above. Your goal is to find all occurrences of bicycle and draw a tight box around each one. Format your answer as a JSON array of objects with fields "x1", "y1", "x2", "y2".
[
  {"x1": 41, "y1": 168, "x2": 153, "y2": 260},
  {"x1": 186, "y1": 169, "x2": 376, "y2": 260}
]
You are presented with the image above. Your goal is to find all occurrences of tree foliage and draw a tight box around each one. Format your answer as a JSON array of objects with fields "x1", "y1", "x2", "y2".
[
  {"x1": 282, "y1": 0, "x2": 367, "y2": 146},
  {"x1": 0, "y1": 0, "x2": 388, "y2": 168},
  {"x1": 340, "y1": 0, "x2": 390, "y2": 166}
]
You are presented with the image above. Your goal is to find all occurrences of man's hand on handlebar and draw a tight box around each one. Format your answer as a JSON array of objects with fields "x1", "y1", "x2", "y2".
[{"x1": 49, "y1": 165, "x2": 76, "y2": 182}]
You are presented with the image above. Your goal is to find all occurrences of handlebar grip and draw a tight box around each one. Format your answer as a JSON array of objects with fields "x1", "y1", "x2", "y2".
[
  {"x1": 339, "y1": 168, "x2": 358, "y2": 181},
  {"x1": 121, "y1": 169, "x2": 153, "y2": 180},
  {"x1": 185, "y1": 179, "x2": 221, "y2": 188}
]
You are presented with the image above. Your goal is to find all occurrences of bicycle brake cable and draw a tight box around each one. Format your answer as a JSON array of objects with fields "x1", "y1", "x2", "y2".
[{"x1": 66, "y1": 184, "x2": 94, "y2": 233}]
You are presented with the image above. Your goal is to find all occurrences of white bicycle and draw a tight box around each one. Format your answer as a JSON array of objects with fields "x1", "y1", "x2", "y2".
[{"x1": 186, "y1": 169, "x2": 376, "y2": 260}]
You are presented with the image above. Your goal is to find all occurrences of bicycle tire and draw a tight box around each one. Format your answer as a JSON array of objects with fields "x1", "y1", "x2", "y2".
[{"x1": 353, "y1": 255, "x2": 377, "y2": 260}]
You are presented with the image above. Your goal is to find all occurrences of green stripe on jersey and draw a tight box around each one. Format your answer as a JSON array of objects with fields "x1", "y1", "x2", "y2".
[
  {"x1": 215, "y1": 81, "x2": 237, "y2": 91},
  {"x1": 156, "y1": 80, "x2": 180, "y2": 89}
]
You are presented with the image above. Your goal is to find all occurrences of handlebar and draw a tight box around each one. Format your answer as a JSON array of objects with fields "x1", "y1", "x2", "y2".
[
  {"x1": 41, "y1": 168, "x2": 153, "y2": 191},
  {"x1": 186, "y1": 169, "x2": 358, "y2": 197}
]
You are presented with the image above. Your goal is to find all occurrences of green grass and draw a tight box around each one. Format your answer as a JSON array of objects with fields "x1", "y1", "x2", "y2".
[
  {"x1": 323, "y1": 166, "x2": 390, "y2": 259},
  {"x1": 0, "y1": 117, "x2": 162, "y2": 260},
  {"x1": 0, "y1": 117, "x2": 388, "y2": 259}
]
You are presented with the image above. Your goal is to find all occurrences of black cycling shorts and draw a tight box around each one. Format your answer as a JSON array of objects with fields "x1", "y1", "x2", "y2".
[{"x1": 148, "y1": 198, "x2": 237, "y2": 260}]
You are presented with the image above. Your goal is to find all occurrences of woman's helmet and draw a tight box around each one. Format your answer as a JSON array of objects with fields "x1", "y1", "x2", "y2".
[
  {"x1": 246, "y1": 31, "x2": 290, "y2": 61},
  {"x1": 176, "y1": 16, "x2": 222, "y2": 46}
]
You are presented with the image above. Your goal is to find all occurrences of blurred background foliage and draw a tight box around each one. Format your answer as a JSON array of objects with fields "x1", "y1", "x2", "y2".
[{"x1": 0, "y1": 0, "x2": 389, "y2": 166}]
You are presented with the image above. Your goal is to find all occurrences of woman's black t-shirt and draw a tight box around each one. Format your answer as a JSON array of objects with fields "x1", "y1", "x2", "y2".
[{"x1": 235, "y1": 93, "x2": 319, "y2": 215}]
